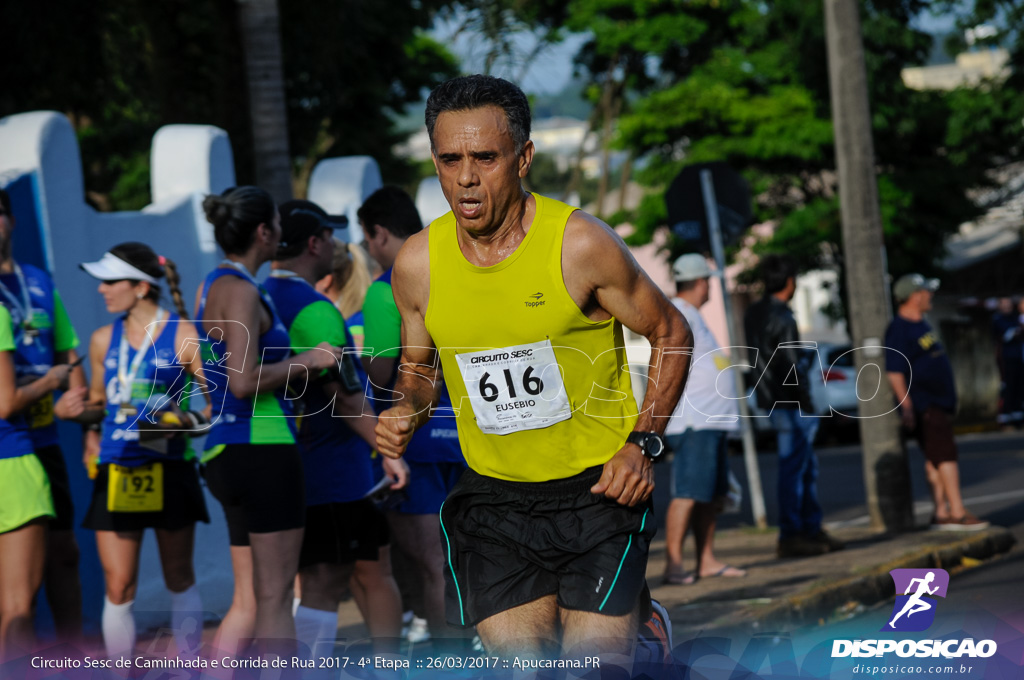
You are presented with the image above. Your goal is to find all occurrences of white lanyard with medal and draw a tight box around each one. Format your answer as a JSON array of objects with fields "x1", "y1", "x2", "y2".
[
  {"x1": 109, "y1": 307, "x2": 168, "y2": 514},
  {"x1": 0, "y1": 264, "x2": 39, "y2": 345},
  {"x1": 115, "y1": 307, "x2": 167, "y2": 424}
]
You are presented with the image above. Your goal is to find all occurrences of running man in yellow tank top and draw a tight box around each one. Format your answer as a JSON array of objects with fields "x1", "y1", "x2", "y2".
[{"x1": 375, "y1": 75, "x2": 693, "y2": 660}]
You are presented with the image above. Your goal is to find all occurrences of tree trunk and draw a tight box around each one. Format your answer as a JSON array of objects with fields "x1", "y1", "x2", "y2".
[
  {"x1": 562, "y1": 108, "x2": 599, "y2": 204},
  {"x1": 824, "y1": 0, "x2": 915, "y2": 532},
  {"x1": 594, "y1": 59, "x2": 620, "y2": 218},
  {"x1": 237, "y1": 0, "x2": 293, "y2": 204},
  {"x1": 294, "y1": 117, "x2": 336, "y2": 199},
  {"x1": 616, "y1": 152, "x2": 634, "y2": 214}
]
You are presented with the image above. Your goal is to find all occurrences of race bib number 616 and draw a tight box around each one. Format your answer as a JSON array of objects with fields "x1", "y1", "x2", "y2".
[{"x1": 455, "y1": 339, "x2": 572, "y2": 435}]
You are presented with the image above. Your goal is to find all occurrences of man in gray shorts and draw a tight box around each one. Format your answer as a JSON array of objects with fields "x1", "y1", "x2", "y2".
[{"x1": 662, "y1": 255, "x2": 746, "y2": 584}]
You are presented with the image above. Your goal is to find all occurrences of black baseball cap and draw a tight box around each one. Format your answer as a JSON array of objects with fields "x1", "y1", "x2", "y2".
[{"x1": 278, "y1": 200, "x2": 348, "y2": 252}]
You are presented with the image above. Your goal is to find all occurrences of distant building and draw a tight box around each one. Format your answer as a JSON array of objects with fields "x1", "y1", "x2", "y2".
[
  {"x1": 397, "y1": 115, "x2": 623, "y2": 180},
  {"x1": 531, "y1": 117, "x2": 592, "y2": 170},
  {"x1": 901, "y1": 49, "x2": 1010, "y2": 91}
]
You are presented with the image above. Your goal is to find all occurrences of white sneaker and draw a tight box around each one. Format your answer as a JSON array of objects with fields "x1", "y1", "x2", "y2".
[
  {"x1": 471, "y1": 635, "x2": 485, "y2": 653},
  {"x1": 400, "y1": 610, "x2": 414, "y2": 638},
  {"x1": 407, "y1": 616, "x2": 431, "y2": 643}
]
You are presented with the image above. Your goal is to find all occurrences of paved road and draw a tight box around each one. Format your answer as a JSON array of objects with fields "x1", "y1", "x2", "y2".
[
  {"x1": 648, "y1": 430, "x2": 1024, "y2": 539},
  {"x1": 782, "y1": 547, "x2": 1024, "y2": 680},
  {"x1": 666, "y1": 429, "x2": 1024, "y2": 680}
]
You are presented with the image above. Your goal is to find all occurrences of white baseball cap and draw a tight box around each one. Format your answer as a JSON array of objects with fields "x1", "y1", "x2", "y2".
[{"x1": 672, "y1": 254, "x2": 713, "y2": 282}]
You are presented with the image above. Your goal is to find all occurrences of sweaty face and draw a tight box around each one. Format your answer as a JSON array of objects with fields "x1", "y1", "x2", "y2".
[{"x1": 431, "y1": 106, "x2": 532, "y2": 235}]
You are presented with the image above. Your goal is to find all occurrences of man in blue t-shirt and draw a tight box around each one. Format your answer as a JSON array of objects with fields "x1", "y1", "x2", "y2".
[{"x1": 885, "y1": 274, "x2": 987, "y2": 532}]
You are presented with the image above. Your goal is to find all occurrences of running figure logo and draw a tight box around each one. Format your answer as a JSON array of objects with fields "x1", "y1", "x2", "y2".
[
  {"x1": 882, "y1": 568, "x2": 950, "y2": 632},
  {"x1": 136, "y1": 323, "x2": 242, "y2": 431}
]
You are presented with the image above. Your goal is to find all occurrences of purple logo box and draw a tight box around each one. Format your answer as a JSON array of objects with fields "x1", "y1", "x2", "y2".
[{"x1": 882, "y1": 568, "x2": 950, "y2": 632}]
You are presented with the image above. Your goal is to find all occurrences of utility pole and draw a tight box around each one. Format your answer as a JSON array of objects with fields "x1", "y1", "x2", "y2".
[
  {"x1": 824, "y1": 0, "x2": 914, "y2": 532},
  {"x1": 237, "y1": 0, "x2": 294, "y2": 204}
]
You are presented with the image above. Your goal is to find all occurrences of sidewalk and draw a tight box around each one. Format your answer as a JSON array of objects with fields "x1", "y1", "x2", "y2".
[
  {"x1": 336, "y1": 524, "x2": 1017, "y2": 641},
  {"x1": 646, "y1": 524, "x2": 1016, "y2": 637}
]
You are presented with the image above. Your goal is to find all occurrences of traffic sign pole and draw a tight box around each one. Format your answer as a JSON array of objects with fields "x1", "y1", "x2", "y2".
[{"x1": 701, "y1": 169, "x2": 768, "y2": 529}]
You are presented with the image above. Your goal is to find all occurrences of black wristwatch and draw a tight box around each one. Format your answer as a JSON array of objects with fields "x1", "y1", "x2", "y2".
[{"x1": 627, "y1": 431, "x2": 666, "y2": 461}]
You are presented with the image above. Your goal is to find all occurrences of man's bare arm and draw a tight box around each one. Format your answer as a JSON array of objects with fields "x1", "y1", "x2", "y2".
[
  {"x1": 565, "y1": 212, "x2": 693, "y2": 434},
  {"x1": 887, "y1": 371, "x2": 914, "y2": 429},
  {"x1": 563, "y1": 212, "x2": 692, "y2": 506},
  {"x1": 362, "y1": 355, "x2": 397, "y2": 397},
  {"x1": 374, "y1": 230, "x2": 442, "y2": 458},
  {"x1": 56, "y1": 349, "x2": 88, "y2": 391}
]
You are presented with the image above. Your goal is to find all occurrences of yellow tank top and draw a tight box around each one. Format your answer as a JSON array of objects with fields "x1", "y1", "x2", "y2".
[{"x1": 425, "y1": 193, "x2": 638, "y2": 482}]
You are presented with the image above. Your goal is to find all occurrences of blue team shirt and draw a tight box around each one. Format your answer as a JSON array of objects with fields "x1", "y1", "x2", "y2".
[
  {"x1": 264, "y1": 275, "x2": 375, "y2": 505},
  {"x1": 0, "y1": 306, "x2": 35, "y2": 460},
  {"x1": 0, "y1": 264, "x2": 77, "y2": 448},
  {"x1": 196, "y1": 267, "x2": 296, "y2": 459},
  {"x1": 364, "y1": 268, "x2": 463, "y2": 464},
  {"x1": 98, "y1": 312, "x2": 193, "y2": 466}
]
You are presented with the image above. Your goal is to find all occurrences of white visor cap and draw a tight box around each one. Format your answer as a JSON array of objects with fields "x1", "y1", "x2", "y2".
[{"x1": 80, "y1": 252, "x2": 160, "y2": 284}]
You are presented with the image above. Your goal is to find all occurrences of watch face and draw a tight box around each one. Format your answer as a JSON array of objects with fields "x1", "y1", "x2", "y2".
[{"x1": 647, "y1": 436, "x2": 665, "y2": 458}]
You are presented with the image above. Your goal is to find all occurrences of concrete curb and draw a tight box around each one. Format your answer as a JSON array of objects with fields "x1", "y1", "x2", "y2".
[{"x1": 728, "y1": 528, "x2": 1016, "y2": 631}]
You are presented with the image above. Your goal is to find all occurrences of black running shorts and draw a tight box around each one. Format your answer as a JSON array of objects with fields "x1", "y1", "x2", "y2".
[
  {"x1": 83, "y1": 459, "x2": 209, "y2": 532},
  {"x1": 439, "y1": 466, "x2": 655, "y2": 628},
  {"x1": 202, "y1": 443, "x2": 305, "y2": 546},
  {"x1": 34, "y1": 444, "x2": 75, "y2": 531},
  {"x1": 299, "y1": 497, "x2": 390, "y2": 568}
]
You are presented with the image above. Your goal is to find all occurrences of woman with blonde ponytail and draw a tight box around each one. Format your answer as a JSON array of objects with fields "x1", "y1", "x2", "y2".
[
  {"x1": 56, "y1": 242, "x2": 208, "y2": 661},
  {"x1": 315, "y1": 240, "x2": 378, "y2": 349}
]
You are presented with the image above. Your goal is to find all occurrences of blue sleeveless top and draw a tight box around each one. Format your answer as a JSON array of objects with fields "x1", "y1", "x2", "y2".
[
  {"x1": 0, "y1": 306, "x2": 35, "y2": 461},
  {"x1": 0, "y1": 263, "x2": 76, "y2": 448},
  {"x1": 98, "y1": 311, "x2": 193, "y2": 467},
  {"x1": 197, "y1": 267, "x2": 295, "y2": 461},
  {"x1": 264, "y1": 275, "x2": 374, "y2": 504}
]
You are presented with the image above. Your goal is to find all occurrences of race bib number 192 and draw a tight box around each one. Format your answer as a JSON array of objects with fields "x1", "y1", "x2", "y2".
[
  {"x1": 455, "y1": 339, "x2": 572, "y2": 435},
  {"x1": 107, "y1": 463, "x2": 164, "y2": 513}
]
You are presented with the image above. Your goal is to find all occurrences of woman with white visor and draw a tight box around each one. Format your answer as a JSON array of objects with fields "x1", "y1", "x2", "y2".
[{"x1": 60, "y1": 243, "x2": 208, "y2": 661}]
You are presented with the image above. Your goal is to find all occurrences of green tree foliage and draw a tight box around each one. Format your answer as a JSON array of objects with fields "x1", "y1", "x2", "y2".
[
  {"x1": 439, "y1": 0, "x2": 570, "y2": 78},
  {"x1": 0, "y1": 0, "x2": 456, "y2": 211},
  {"x1": 280, "y1": 0, "x2": 457, "y2": 193},
  {"x1": 566, "y1": 0, "x2": 1024, "y2": 285},
  {"x1": 1, "y1": 0, "x2": 248, "y2": 210},
  {"x1": 934, "y1": 0, "x2": 1024, "y2": 72}
]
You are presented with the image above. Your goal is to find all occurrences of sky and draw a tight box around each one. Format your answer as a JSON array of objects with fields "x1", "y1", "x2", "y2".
[
  {"x1": 430, "y1": 4, "x2": 974, "y2": 97},
  {"x1": 431, "y1": 12, "x2": 590, "y2": 95}
]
